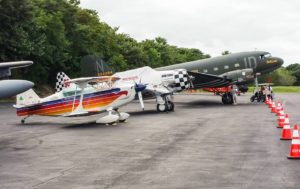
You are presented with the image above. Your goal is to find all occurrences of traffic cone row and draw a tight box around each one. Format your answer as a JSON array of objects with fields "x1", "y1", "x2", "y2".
[{"x1": 265, "y1": 98, "x2": 300, "y2": 159}]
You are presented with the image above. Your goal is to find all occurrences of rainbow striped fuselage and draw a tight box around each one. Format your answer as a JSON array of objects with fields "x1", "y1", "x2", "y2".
[{"x1": 16, "y1": 88, "x2": 128, "y2": 116}]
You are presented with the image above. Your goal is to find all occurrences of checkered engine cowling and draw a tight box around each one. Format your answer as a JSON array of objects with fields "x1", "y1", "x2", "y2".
[
  {"x1": 55, "y1": 72, "x2": 70, "y2": 93},
  {"x1": 173, "y1": 69, "x2": 190, "y2": 91}
]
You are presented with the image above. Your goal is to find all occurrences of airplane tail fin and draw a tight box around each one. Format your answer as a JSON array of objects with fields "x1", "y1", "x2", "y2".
[
  {"x1": 16, "y1": 89, "x2": 40, "y2": 106},
  {"x1": 55, "y1": 72, "x2": 71, "y2": 92}
]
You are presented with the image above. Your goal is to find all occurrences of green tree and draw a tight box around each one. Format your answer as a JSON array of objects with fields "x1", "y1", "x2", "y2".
[
  {"x1": 286, "y1": 63, "x2": 300, "y2": 85},
  {"x1": 222, "y1": 50, "x2": 231, "y2": 55},
  {"x1": 0, "y1": 0, "x2": 212, "y2": 89},
  {"x1": 260, "y1": 67, "x2": 296, "y2": 86}
]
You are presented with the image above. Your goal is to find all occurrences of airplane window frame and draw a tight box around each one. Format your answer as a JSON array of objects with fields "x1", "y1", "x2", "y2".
[{"x1": 265, "y1": 53, "x2": 272, "y2": 58}]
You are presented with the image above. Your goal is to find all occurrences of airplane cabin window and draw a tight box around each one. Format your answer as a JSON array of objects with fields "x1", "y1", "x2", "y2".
[
  {"x1": 265, "y1": 53, "x2": 271, "y2": 58},
  {"x1": 260, "y1": 55, "x2": 265, "y2": 60},
  {"x1": 203, "y1": 69, "x2": 208, "y2": 73},
  {"x1": 63, "y1": 90, "x2": 81, "y2": 97},
  {"x1": 234, "y1": 63, "x2": 240, "y2": 68},
  {"x1": 224, "y1": 65, "x2": 229, "y2": 69},
  {"x1": 213, "y1": 67, "x2": 218, "y2": 71}
]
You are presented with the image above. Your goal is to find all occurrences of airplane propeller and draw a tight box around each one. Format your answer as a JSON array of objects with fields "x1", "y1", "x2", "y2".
[{"x1": 134, "y1": 82, "x2": 147, "y2": 110}]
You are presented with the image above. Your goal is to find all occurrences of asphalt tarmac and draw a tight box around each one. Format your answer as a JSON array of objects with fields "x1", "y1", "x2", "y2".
[{"x1": 1, "y1": 93, "x2": 300, "y2": 189}]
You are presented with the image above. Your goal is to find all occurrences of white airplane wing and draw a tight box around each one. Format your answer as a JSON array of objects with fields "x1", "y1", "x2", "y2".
[
  {"x1": 0, "y1": 61, "x2": 33, "y2": 78},
  {"x1": 0, "y1": 61, "x2": 33, "y2": 69},
  {"x1": 68, "y1": 76, "x2": 120, "y2": 84},
  {"x1": 114, "y1": 66, "x2": 169, "y2": 99}
]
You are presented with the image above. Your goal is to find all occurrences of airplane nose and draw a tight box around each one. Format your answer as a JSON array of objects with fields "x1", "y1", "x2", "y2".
[
  {"x1": 0, "y1": 80, "x2": 34, "y2": 98},
  {"x1": 135, "y1": 83, "x2": 146, "y2": 92},
  {"x1": 276, "y1": 57, "x2": 284, "y2": 66}
]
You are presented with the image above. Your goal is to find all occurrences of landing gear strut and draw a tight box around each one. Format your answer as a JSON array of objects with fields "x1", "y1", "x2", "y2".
[
  {"x1": 156, "y1": 95, "x2": 175, "y2": 112},
  {"x1": 222, "y1": 93, "x2": 233, "y2": 105},
  {"x1": 157, "y1": 101, "x2": 174, "y2": 112}
]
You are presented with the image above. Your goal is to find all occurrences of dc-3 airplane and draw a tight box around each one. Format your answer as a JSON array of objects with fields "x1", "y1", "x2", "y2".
[
  {"x1": 157, "y1": 51, "x2": 283, "y2": 104},
  {"x1": 13, "y1": 72, "x2": 146, "y2": 124},
  {"x1": 0, "y1": 61, "x2": 34, "y2": 98},
  {"x1": 112, "y1": 51, "x2": 283, "y2": 110}
]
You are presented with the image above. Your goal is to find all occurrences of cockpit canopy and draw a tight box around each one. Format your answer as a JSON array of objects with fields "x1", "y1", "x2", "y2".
[{"x1": 259, "y1": 53, "x2": 272, "y2": 60}]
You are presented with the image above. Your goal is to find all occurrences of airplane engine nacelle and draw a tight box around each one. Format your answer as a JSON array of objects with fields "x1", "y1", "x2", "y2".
[
  {"x1": 161, "y1": 69, "x2": 190, "y2": 92},
  {"x1": 221, "y1": 68, "x2": 254, "y2": 84},
  {"x1": 172, "y1": 69, "x2": 190, "y2": 92}
]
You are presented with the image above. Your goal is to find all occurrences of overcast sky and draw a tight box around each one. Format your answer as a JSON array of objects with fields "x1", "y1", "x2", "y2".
[{"x1": 80, "y1": 0, "x2": 300, "y2": 66}]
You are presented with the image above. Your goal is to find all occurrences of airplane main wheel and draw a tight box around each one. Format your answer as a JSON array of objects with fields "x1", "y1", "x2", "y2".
[
  {"x1": 119, "y1": 119, "x2": 127, "y2": 123},
  {"x1": 222, "y1": 93, "x2": 233, "y2": 105},
  {"x1": 167, "y1": 101, "x2": 174, "y2": 112},
  {"x1": 157, "y1": 104, "x2": 167, "y2": 112},
  {"x1": 107, "y1": 122, "x2": 117, "y2": 125}
]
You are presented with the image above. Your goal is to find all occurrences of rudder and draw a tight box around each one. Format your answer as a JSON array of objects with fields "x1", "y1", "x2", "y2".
[{"x1": 55, "y1": 72, "x2": 71, "y2": 92}]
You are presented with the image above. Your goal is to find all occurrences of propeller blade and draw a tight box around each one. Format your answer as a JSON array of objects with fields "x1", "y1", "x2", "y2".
[{"x1": 138, "y1": 91, "x2": 144, "y2": 110}]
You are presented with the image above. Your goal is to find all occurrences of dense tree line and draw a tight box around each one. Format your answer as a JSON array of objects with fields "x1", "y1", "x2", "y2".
[
  {"x1": 0, "y1": 0, "x2": 209, "y2": 87},
  {"x1": 1, "y1": 0, "x2": 298, "y2": 88},
  {"x1": 258, "y1": 63, "x2": 300, "y2": 86}
]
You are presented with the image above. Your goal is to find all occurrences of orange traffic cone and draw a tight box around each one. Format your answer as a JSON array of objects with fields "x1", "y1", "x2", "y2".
[
  {"x1": 278, "y1": 114, "x2": 289, "y2": 128},
  {"x1": 268, "y1": 101, "x2": 273, "y2": 109},
  {"x1": 277, "y1": 111, "x2": 285, "y2": 127},
  {"x1": 276, "y1": 106, "x2": 283, "y2": 116},
  {"x1": 271, "y1": 102, "x2": 277, "y2": 113},
  {"x1": 275, "y1": 102, "x2": 282, "y2": 115},
  {"x1": 280, "y1": 122, "x2": 292, "y2": 140},
  {"x1": 287, "y1": 125, "x2": 300, "y2": 159},
  {"x1": 265, "y1": 96, "x2": 269, "y2": 105}
]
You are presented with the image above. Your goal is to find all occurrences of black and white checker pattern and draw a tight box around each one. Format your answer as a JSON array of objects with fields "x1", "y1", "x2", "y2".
[
  {"x1": 174, "y1": 70, "x2": 190, "y2": 91},
  {"x1": 55, "y1": 72, "x2": 69, "y2": 92}
]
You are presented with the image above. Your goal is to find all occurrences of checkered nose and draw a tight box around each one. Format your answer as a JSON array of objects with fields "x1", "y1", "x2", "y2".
[{"x1": 173, "y1": 69, "x2": 190, "y2": 91}]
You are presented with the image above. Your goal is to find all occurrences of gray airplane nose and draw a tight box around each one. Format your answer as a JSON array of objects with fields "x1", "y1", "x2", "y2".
[
  {"x1": 23, "y1": 80, "x2": 34, "y2": 90},
  {"x1": 276, "y1": 57, "x2": 284, "y2": 66},
  {"x1": 0, "y1": 80, "x2": 34, "y2": 98}
]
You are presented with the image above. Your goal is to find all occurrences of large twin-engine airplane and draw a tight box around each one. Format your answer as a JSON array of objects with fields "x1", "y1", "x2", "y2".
[
  {"x1": 13, "y1": 72, "x2": 146, "y2": 124},
  {"x1": 114, "y1": 66, "x2": 231, "y2": 112},
  {"x1": 0, "y1": 61, "x2": 34, "y2": 98},
  {"x1": 156, "y1": 51, "x2": 283, "y2": 104}
]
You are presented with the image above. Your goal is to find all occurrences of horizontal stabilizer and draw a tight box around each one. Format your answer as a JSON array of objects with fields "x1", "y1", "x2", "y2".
[{"x1": 15, "y1": 89, "x2": 40, "y2": 106}]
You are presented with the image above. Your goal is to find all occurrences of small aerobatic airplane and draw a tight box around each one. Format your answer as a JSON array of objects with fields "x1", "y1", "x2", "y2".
[
  {"x1": 157, "y1": 51, "x2": 283, "y2": 104},
  {"x1": 114, "y1": 66, "x2": 230, "y2": 112},
  {"x1": 13, "y1": 72, "x2": 146, "y2": 124},
  {"x1": 0, "y1": 61, "x2": 34, "y2": 98}
]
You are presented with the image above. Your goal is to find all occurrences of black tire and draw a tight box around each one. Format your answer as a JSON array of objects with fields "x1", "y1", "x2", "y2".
[
  {"x1": 222, "y1": 96, "x2": 228, "y2": 104},
  {"x1": 157, "y1": 104, "x2": 167, "y2": 112},
  {"x1": 222, "y1": 93, "x2": 233, "y2": 104},
  {"x1": 167, "y1": 101, "x2": 174, "y2": 112},
  {"x1": 21, "y1": 119, "x2": 25, "y2": 124}
]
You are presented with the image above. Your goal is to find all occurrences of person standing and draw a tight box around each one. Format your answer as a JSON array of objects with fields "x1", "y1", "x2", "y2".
[{"x1": 230, "y1": 85, "x2": 238, "y2": 105}]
